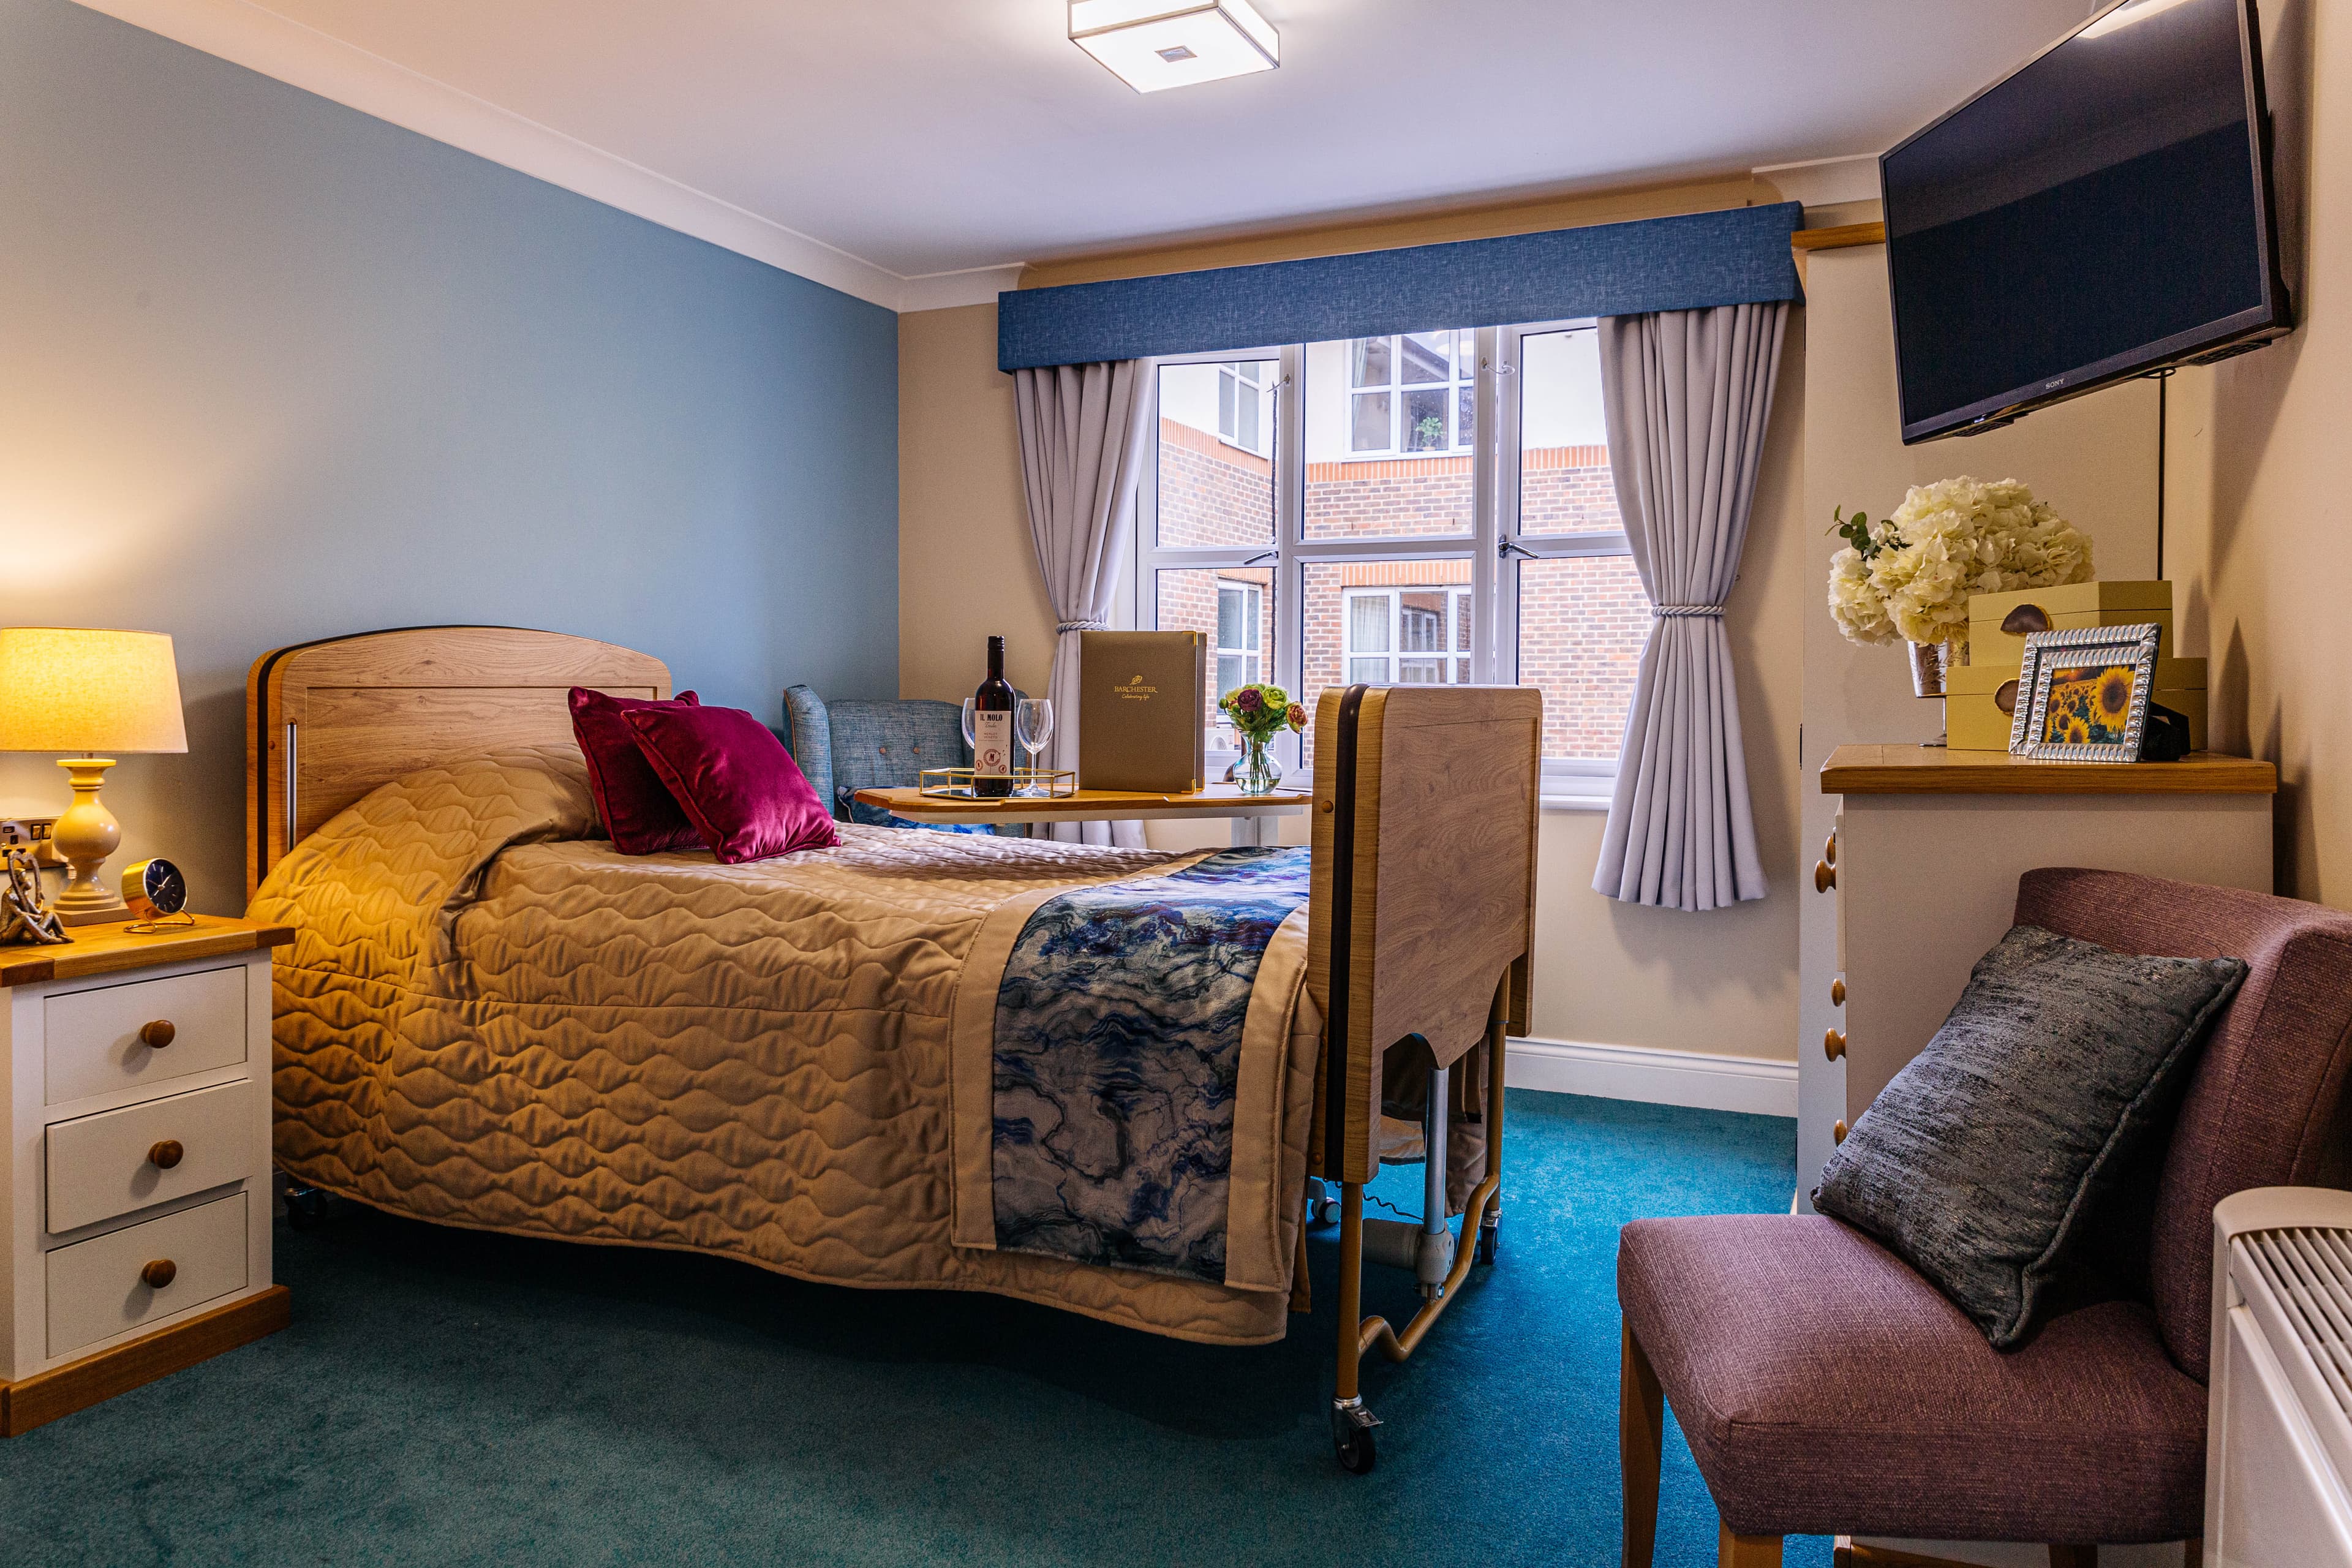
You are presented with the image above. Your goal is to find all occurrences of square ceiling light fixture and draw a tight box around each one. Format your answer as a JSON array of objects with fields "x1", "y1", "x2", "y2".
[{"x1": 1069, "y1": 1, "x2": 1280, "y2": 93}]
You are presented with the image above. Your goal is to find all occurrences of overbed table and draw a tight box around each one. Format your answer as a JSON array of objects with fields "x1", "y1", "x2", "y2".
[{"x1": 851, "y1": 782, "x2": 1311, "y2": 846}]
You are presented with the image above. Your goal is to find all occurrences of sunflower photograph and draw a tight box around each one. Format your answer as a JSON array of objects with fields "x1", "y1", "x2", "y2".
[{"x1": 2039, "y1": 662, "x2": 2137, "y2": 745}]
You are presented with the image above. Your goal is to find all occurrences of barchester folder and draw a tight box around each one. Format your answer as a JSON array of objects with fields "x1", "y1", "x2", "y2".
[{"x1": 1079, "y1": 630, "x2": 1207, "y2": 793}]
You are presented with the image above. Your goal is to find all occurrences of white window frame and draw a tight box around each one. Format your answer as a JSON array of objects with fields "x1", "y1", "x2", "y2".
[
  {"x1": 1214, "y1": 578, "x2": 1264, "y2": 696},
  {"x1": 1136, "y1": 323, "x2": 1637, "y2": 802},
  {"x1": 1216, "y1": 361, "x2": 1273, "y2": 456},
  {"x1": 1340, "y1": 584, "x2": 1474, "y2": 686},
  {"x1": 1493, "y1": 321, "x2": 1637, "y2": 806},
  {"x1": 1344, "y1": 330, "x2": 1476, "y2": 457}
]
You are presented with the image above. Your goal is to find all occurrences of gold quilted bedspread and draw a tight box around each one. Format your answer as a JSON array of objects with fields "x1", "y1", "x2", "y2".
[{"x1": 253, "y1": 748, "x2": 1321, "y2": 1344}]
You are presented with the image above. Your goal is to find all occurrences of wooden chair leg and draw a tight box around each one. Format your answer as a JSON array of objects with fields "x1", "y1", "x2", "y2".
[
  {"x1": 1621, "y1": 1322, "x2": 1663, "y2": 1568},
  {"x1": 2048, "y1": 1548, "x2": 2097, "y2": 1568},
  {"x1": 2182, "y1": 1540, "x2": 2201, "y2": 1568},
  {"x1": 1718, "y1": 1522, "x2": 1784, "y2": 1567}
]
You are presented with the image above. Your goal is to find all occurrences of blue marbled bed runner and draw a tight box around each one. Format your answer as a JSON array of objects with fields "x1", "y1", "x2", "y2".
[{"x1": 991, "y1": 846, "x2": 1311, "y2": 1283}]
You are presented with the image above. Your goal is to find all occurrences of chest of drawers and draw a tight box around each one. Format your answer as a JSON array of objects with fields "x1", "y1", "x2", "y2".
[
  {"x1": 0, "y1": 917, "x2": 292, "y2": 1434},
  {"x1": 1804, "y1": 747, "x2": 2276, "y2": 1196}
]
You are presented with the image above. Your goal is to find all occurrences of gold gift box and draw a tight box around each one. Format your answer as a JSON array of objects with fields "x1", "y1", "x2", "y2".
[
  {"x1": 1945, "y1": 655, "x2": 2209, "y2": 752},
  {"x1": 1967, "y1": 579, "x2": 2176, "y2": 665}
]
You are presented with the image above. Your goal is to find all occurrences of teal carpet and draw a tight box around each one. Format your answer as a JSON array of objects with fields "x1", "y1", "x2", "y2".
[{"x1": 2, "y1": 1092, "x2": 1831, "y2": 1567}]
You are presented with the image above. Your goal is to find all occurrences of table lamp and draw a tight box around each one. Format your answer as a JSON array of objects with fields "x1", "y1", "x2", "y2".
[{"x1": 0, "y1": 628, "x2": 188, "y2": 923}]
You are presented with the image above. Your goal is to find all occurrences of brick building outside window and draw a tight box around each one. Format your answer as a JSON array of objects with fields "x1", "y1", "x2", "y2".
[{"x1": 1137, "y1": 325, "x2": 1650, "y2": 792}]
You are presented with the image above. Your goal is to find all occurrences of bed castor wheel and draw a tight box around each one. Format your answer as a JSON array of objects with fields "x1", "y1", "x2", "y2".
[
  {"x1": 1476, "y1": 1219, "x2": 1499, "y2": 1265},
  {"x1": 284, "y1": 1185, "x2": 335, "y2": 1231},
  {"x1": 1332, "y1": 1398, "x2": 1380, "y2": 1474},
  {"x1": 1306, "y1": 1178, "x2": 1339, "y2": 1228}
]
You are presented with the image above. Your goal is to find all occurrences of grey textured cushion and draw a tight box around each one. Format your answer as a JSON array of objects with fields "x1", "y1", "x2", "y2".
[{"x1": 1814, "y1": 924, "x2": 2245, "y2": 1348}]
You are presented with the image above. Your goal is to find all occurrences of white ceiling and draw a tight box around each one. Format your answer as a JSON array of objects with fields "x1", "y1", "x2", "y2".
[{"x1": 88, "y1": 0, "x2": 2103, "y2": 304}]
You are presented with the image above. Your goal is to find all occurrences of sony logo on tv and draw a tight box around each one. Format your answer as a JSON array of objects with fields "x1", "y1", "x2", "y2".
[{"x1": 2044, "y1": 376, "x2": 2068, "y2": 389}]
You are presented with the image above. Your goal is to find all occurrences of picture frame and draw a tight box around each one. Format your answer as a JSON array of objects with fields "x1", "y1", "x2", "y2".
[{"x1": 2010, "y1": 622, "x2": 2163, "y2": 763}]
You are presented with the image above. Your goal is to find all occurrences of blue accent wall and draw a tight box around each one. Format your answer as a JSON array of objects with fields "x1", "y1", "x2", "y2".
[{"x1": 0, "y1": 0, "x2": 899, "y2": 911}]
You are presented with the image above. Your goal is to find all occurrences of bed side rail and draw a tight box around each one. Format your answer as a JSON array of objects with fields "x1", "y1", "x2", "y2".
[{"x1": 1306, "y1": 684, "x2": 1541, "y2": 1185}]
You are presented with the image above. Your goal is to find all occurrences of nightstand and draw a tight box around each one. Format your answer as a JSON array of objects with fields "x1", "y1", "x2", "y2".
[{"x1": 0, "y1": 916, "x2": 293, "y2": 1435}]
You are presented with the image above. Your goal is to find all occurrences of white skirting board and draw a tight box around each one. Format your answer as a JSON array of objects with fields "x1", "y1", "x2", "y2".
[{"x1": 1504, "y1": 1037, "x2": 1798, "y2": 1118}]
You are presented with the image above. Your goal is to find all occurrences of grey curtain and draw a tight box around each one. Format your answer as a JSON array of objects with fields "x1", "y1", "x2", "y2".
[
  {"x1": 1591, "y1": 301, "x2": 1789, "y2": 911},
  {"x1": 1012, "y1": 358, "x2": 1154, "y2": 846}
]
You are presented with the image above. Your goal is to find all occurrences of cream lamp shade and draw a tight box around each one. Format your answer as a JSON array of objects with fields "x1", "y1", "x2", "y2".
[
  {"x1": 0, "y1": 628, "x2": 188, "y2": 921},
  {"x1": 0, "y1": 628, "x2": 189, "y2": 754}
]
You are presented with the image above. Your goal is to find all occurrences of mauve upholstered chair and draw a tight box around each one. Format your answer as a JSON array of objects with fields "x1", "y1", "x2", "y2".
[{"x1": 1618, "y1": 869, "x2": 2352, "y2": 1568}]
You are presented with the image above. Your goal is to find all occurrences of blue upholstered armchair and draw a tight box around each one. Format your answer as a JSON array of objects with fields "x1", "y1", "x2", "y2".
[{"x1": 782, "y1": 685, "x2": 1021, "y2": 835}]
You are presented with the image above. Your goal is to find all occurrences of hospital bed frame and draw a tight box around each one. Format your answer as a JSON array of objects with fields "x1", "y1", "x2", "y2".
[{"x1": 1307, "y1": 682, "x2": 1542, "y2": 1474}]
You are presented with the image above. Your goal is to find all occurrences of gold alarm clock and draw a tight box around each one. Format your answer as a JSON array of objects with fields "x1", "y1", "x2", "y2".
[{"x1": 121, "y1": 857, "x2": 191, "y2": 928}]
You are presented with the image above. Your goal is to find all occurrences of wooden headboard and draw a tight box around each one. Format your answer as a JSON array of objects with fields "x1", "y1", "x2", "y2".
[{"x1": 245, "y1": 627, "x2": 671, "y2": 895}]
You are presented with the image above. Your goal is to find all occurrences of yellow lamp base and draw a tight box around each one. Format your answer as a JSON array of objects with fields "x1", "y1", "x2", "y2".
[{"x1": 58, "y1": 905, "x2": 138, "y2": 928}]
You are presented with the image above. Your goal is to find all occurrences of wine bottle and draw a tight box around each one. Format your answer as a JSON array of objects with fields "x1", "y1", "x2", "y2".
[{"x1": 971, "y1": 635, "x2": 1016, "y2": 799}]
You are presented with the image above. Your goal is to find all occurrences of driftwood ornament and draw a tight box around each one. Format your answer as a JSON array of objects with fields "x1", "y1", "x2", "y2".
[{"x1": 1, "y1": 847, "x2": 69, "y2": 946}]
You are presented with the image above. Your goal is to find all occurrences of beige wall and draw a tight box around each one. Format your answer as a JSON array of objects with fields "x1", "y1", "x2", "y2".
[
  {"x1": 1795, "y1": 241, "x2": 2163, "y2": 1186},
  {"x1": 2162, "y1": 0, "x2": 2343, "y2": 905},
  {"x1": 897, "y1": 303, "x2": 1058, "y2": 704}
]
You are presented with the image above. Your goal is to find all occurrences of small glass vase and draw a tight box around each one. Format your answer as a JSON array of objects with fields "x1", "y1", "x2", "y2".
[
  {"x1": 1227, "y1": 735, "x2": 1284, "y2": 794},
  {"x1": 1907, "y1": 639, "x2": 1962, "y2": 749},
  {"x1": 1907, "y1": 639, "x2": 1951, "y2": 697}
]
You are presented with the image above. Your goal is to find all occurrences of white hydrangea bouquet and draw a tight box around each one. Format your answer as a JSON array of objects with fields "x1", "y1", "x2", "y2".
[{"x1": 1826, "y1": 477, "x2": 2095, "y2": 655}]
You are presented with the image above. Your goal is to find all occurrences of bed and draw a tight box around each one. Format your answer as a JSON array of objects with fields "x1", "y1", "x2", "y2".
[{"x1": 246, "y1": 627, "x2": 1539, "y2": 1468}]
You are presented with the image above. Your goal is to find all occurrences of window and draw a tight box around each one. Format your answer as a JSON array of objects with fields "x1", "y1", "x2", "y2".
[
  {"x1": 1217, "y1": 361, "x2": 1272, "y2": 456},
  {"x1": 1216, "y1": 579, "x2": 1263, "y2": 695},
  {"x1": 1137, "y1": 325, "x2": 1641, "y2": 794},
  {"x1": 1346, "y1": 330, "x2": 1475, "y2": 454},
  {"x1": 1341, "y1": 586, "x2": 1472, "y2": 685}
]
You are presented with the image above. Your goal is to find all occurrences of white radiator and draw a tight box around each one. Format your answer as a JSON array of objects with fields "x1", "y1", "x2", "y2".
[{"x1": 2208, "y1": 1188, "x2": 2352, "y2": 1567}]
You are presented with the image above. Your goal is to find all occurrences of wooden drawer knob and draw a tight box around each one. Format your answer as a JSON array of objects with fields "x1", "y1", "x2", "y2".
[
  {"x1": 1830, "y1": 978, "x2": 1847, "y2": 1006},
  {"x1": 1833, "y1": 1119, "x2": 1849, "y2": 1145},
  {"x1": 1824, "y1": 1028, "x2": 1847, "y2": 1062},
  {"x1": 139, "y1": 1019, "x2": 176, "y2": 1049},
  {"x1": 147, "y1": 1139, "x2": 184, "y2": 1170},
  {"x1": 1814, "y1": 859, "x2": 1836, "y2": 894},
  {"x1": 140, "y1": 1259, "x2": 177, "y2": 1289},
  {"x1": 1823, "y1": 831, "x2": 1836, "y2": 867}
]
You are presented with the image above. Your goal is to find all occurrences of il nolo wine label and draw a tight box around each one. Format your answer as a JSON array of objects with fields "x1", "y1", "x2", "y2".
[{"x1": 973, "y1": 710, "x2": 1012, "y2": 776}]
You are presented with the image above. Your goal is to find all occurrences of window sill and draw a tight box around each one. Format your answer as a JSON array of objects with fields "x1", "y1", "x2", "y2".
[{"x1": 1541, "y1": 791, "x2": 1614, "y2": 813}]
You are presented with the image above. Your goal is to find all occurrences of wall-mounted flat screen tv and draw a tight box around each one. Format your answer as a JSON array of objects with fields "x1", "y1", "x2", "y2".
[{"x1": 1882, "y1": 0, "x2": 2291, "y2": 443}]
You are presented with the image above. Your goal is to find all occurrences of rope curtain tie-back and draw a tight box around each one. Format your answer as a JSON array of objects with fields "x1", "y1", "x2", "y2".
[
  {"x1": 1651, "y1": 605, "x2": 1725, "y2": 619},
  {"x1": 1057, "y1": 619, "x2": 1109, "y2": 633}
]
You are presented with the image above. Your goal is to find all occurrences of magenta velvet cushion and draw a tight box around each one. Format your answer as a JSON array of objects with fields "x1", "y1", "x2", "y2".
[
  {"x1": 569, "y1": 687, "x2": 704, "y2": 855},
  {"x1": 620, "y1": 703, "x2": 839, "y2": 864}
]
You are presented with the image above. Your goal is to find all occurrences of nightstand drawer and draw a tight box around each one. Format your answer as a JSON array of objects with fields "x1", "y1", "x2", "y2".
[
  {"x1": 46, "y1": 1193, "x2": 248, "y2": 1359},
  {"x1": 44, "y1": 965, "x2": 247, "y2": 1106},
  {"x1": 46, "y1": 1081, "x2": 252, "y2": 1234}
]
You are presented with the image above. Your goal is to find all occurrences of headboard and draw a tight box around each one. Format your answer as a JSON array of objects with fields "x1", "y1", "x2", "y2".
[{"x1": 245, "y1": 627, "x2": 671, "y2": 895}]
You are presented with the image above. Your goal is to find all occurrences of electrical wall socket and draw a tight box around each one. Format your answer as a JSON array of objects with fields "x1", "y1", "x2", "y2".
[{"x1": 0, "y1": 819, "x2": 63, "y2": 867}]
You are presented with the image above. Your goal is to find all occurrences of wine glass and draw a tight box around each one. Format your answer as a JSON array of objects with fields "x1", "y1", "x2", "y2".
[
  {"x1": 1015, "y1": 698, "x2": 1054, "y2": 796},
  {"x1": 959, "y1": 699, "x2": 977, "y2": 796}
]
